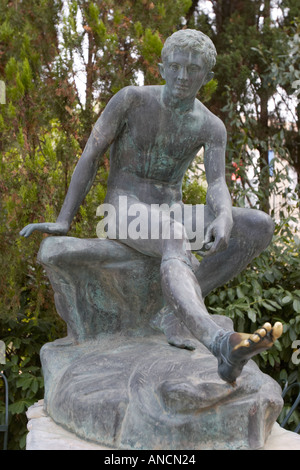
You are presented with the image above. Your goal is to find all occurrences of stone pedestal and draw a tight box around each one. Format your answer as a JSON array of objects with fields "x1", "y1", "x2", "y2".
[
  {"x1": 26, "y1": 400, "x2": 300, "y2": 451},
  {"x1": 36, "y1": 236, "x2": 284, "y2": 450}
]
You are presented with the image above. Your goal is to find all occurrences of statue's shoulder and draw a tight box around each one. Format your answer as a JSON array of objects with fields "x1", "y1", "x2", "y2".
[
  {"x1": 102, "y1": 85, "x2": 162, "y2": 123},
  {"x1": 114, "y1": 85, "x2": 161, "y2": 106},
  {"x1": 195, "y1": 99, "x2": 227, "y2": 137}
]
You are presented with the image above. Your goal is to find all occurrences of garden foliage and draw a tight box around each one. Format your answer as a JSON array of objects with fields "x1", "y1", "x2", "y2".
[{"x1": 0, "y1": 0, "x2": 299, "y2": 448}]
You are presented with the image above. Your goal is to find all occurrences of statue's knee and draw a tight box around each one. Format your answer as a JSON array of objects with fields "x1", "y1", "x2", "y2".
[
  {"x1": 235, "y1": 209, "x2": 274, "y2": 252},
  {"x1": 38, "y1": 236, "x2": 66, "y2": 265},
  {"x1": 257, "y1": 212, "x2": 275, "y2": 248},
  {"x1": 247, "y1": 210, "x2": 274, "y2": 251}
]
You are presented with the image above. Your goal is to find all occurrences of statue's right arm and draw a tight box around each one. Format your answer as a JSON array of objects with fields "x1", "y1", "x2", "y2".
[{"x1": 20, "y1": 87, "x2": 133, "y2": 238}]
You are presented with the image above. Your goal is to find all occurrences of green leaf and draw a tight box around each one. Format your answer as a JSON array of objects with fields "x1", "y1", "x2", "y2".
[
  {"x1": 248, "y1": 309, "x2": 256, "y2": 323},
  {"x1": 269, "y1": 355, "x2": 275, "y2": 367},
  {"x1": 289, "y1": 328, "x2": 297, "y2": 342},
  {"x1": 282, "y1": 295, "x2": 293, "y2": 305},
  {"x1": 236, "y1": 286, "x2": 244, "y2": 299},
  {"x1": 9, "y1": 400, "x2": 30, "y2": 414},
  {"x1": 31, "y1": 379, "x2": 39, "y2": 394},
  {"x1": 264, "y1": 271, "x2": 274, "y2": 282},
  {"x1": 267, "y1": 300, "x2": 281, "y2": 310},
  {"x1": 262, "y1": 301, "x2": 276, "y2": 311},
  {"x1": 293, "y1": 299, "x2": 300, "y2": 314}
]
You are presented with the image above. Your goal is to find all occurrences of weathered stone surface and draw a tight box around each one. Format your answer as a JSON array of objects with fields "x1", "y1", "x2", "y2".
[{"x1": 37, "y1": 236, "x2": 283, "y2": 450}]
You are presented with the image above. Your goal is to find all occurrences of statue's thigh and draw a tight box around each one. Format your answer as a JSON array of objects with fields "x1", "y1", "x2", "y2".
[{"x1": 117, "y1": 201, "x2": 190, "y2": 259}]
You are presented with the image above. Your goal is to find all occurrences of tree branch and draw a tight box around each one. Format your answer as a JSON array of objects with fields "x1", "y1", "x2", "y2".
[{"x1": 186, "y1": 0, "x2": 200, "y2": 26}]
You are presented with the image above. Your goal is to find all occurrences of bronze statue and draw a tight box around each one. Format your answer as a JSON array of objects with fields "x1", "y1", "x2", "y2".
[{"x1": 20, "y1": 29, "x2": 282, "y2": 385}]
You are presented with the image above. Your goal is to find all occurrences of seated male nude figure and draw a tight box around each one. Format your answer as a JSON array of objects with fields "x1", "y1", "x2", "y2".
[{"x1": 20, "y1": 29, "x2": 282, "y2": 384}]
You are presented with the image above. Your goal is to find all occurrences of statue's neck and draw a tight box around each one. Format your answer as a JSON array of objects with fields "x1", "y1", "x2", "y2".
[{"x1": 161, "y1": 86, "x2": 195, "y2": 114}]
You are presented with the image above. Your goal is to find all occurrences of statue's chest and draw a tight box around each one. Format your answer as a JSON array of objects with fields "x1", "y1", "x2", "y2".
[{"x1": 126, "y1": 106, "x2": 201, "y2": 158}]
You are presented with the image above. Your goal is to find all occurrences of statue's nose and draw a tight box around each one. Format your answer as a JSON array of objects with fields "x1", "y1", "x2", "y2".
[{"x1": 178, "y1": 66, "x2": 188, "y2": 81}]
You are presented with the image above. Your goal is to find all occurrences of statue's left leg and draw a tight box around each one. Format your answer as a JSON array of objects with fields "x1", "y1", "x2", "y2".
[
  {"x1": 153, "y1": 205, "x2": 275, "y2": 344},
  {"x1": 154, "y1": 205, "x2": 283, "y2": 376},
  {"x1": 196, "y1": 205, "x2": 282, "y2": 383}
]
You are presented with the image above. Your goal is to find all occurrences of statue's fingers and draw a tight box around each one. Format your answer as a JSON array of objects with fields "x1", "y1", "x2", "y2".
[
  {"x1": 24, "y1": 226, "x2": 35, "y2": 237},
  {"x1": 204, "y1": 235, "x2": 227, "y2": 257},
  {"x1": 19, "y1": 226, "x2": 32, "y2": 237},
  {"x1": 20, "y1": 223, "x2": 42, "y2": 237},
  {"x1": 203, "y1": 225, "x2": 214, "y2": 245},
  {"x1": 202, "y1": 243, "x2": 216, "y2": 257}
]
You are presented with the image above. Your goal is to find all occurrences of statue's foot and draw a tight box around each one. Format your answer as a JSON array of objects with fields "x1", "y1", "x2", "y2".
[
  {"x1": 150, "y1": 306, "x2": 199, "y2": 351},
  {"x1": 212, "y1": 322, "x2": 283, "y2": 385}
]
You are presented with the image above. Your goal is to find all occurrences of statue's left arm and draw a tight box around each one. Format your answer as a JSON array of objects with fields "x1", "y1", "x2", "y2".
[{"x1": 203, "y1": 117, "x2": 233, "y2": 256}]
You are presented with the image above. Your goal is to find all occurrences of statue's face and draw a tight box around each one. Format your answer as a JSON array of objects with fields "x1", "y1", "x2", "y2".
[{"x1": 161, "y1": 49, "x2": 211, "y2": 101}]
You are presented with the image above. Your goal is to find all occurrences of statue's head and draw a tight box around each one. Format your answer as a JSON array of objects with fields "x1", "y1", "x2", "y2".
[
  {"x1": 159, "y1": 29, "x2": 216, "y2": 102},
  {"x1": 161, "y1": 29, "x2": 217, "y2": 72}
]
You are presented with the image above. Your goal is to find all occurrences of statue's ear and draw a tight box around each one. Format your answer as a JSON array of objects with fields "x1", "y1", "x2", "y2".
[
  {"x1": 158, "y1": 63, "x2": 165, "y2": 80},
  {"x1": 204, "y1": 71, "x2": 214, "y2": 85}
]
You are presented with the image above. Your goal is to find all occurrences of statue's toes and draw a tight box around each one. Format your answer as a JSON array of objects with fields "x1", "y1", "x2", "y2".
[
  {"x1": 272, "y1": 322, "x2": 283, "y2": 341},
  {"x1": 248, "y1": 322, "x2": 283, "y2": 346}
]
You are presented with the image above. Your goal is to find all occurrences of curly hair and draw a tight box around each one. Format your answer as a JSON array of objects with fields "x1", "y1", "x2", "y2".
[{"x1": 161, "y1": 29, "x2": 217, "y2": 71}]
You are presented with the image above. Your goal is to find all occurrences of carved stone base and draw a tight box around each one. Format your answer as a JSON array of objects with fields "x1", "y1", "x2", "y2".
[{"x1": 37, "y1": 236, "x2": 283, "y2": 450}]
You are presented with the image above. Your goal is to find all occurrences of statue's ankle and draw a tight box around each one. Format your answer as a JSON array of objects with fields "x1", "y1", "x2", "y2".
[{"x1": 210, "y1": 329, "x2": 232, "y2": 358}]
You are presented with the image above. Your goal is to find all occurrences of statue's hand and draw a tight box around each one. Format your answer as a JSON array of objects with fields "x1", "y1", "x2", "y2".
[
  {"x1": 19, "y1": 221, "x2": 69, "y2": 238},
  {"x1": 203, "y1": 214, "x2": 233, "y2": 257}
]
